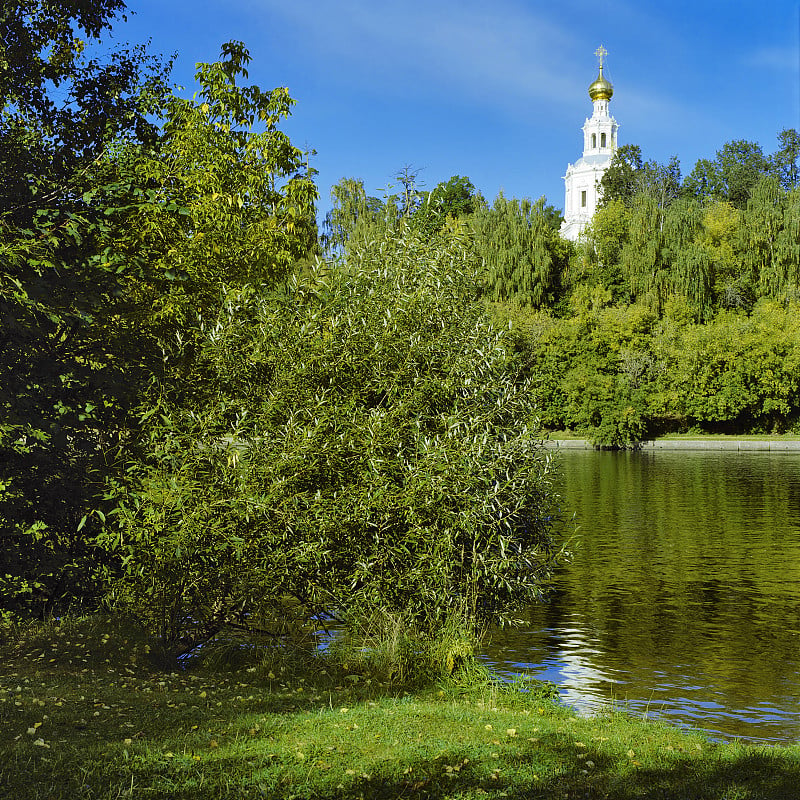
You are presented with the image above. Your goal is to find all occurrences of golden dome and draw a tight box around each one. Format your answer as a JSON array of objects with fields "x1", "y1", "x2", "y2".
[{"x1": 589, "y1": 64, "x2": 613, "y2": 101}]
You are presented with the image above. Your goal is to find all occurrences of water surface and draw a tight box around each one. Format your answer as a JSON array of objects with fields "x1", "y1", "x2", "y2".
[{"x1": 482, "y1": 449, "x2": 800, "y2": 743}]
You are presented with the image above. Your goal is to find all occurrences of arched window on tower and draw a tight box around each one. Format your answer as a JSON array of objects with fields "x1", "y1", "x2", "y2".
[
  {"x1": 601, "y1": 132, "x2": 606, "y2": 147},
  {"x1": 591, "y1": 133, "x2": 597, "y2": 149}
]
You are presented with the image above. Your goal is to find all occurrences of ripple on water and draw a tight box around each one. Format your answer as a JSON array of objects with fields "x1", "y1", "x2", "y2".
[{"x1": 481, "y1": 449, "x2": 800, "y2": 743}]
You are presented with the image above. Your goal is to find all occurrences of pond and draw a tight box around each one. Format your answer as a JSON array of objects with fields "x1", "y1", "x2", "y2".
[{"x1": 481, "y1": 448, "x2": 800, "y2": 744}]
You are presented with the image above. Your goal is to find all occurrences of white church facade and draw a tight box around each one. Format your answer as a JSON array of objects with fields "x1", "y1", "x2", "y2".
[{"x1": 560, "y1": 47, "x2": 618, "y2": 241}]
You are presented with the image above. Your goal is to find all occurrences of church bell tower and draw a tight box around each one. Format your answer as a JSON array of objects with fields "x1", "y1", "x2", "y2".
[{"x1": 560, "y1": 46, "x2": 619, "y2": 241}]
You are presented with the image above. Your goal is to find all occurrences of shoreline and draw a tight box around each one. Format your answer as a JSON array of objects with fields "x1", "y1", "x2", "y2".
[{"x1": 545, "y1": 438, "x2": 800, "y2": 451}]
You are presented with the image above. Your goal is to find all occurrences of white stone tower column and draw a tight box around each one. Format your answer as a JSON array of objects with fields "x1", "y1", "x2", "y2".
[{"x1": 560, "y1": 47, "x2": 619, "y2": 241}]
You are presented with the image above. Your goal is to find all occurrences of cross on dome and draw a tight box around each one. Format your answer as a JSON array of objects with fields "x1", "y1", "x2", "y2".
[{"x1": 588, "y1": 46, "x2": 613, "y2": 102}]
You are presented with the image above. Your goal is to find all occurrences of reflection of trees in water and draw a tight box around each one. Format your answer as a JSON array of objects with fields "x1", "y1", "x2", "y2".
[{"x1": 521, "y1": 450, "x2": 800, "y2": 734}]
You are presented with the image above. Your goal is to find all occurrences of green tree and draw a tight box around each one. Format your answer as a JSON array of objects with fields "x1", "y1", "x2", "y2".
[
  {"x1": 614, "y1": 156, "x2": 684, "y2": 314},
  {"x1": 512, "y1": 302, "x2": 657, "y2": 446},
  {"x1": 393, "y1": 164, "x2": 425, "y2": 217},
  {"x1": 472, "y1": 194, "x2": 563, "y2": 308},
  {"x1": 775, "y1": 187, "x2": 800, "y2": 297},
  {"x1": 662, "y1": 197, "x2": 713, "y2": 321},
  {"x1": 620, "y1": 190, "x2": 670, "y2": 312},
  {"x1": 0, "y1": 33, "x2": 317, "y2": 618},
  {"x1": 102, "y1": 223, "x2": 562, "y2": 658},
  {"x1": 321, "y1": 177, "x2": 392, "y2": 255},
  {"x1": 660, "y1": 302, "x2": 800, "y2": 433},
  {"x1": 119, "y1": 40, "x2": 318, "y2": 332},
  {"x1": 1, "y1": 1, "x2": 171, "y2": 616},
  {"x1": 684, "y1": 139, "x2": 770, "y2": 208},
  {"x1": 640, "y1": 155, "x2": 682, "y2": 209},
  {"x1": 1, "y1": 1, "x2": 168, "y2": 221},
  {"x1": 697, "y1": 200, "x2": 747, "y2": 309},
  {"x1": 598, "y1": 144, "x2": 643, "y2": 207},
  {"x1": 599, "y1": 146, "x2": 681, "y2": 213},
  {"x1": 411, "y1": 175, "x2": 480, "y2": 238},
  {"x1": 737, "y1": 176, "x2": 800, "y2": 302},
  {"x1": 771, "y1": 128, "x2": 800, "y2": 190},
  {"x1": 578, "y1": 197, "x2": 630, "y2": 300}
]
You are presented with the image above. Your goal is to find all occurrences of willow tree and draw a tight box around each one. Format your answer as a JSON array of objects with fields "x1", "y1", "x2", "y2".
[
  {"x1": 471, "y1": 194, "x2": 563, "y2": 308},
  {"x1": 321, "y1": 177, "x2": 392, "y2": 255},
  {"x1": 776, "y1": 188, "x2": 800, "y2": 294},
  {"x1": 662, "y1": 197, "x2": 713, "y2": 321},
  {"x1": 737, "y1": 177, "x2": 794, "y2": 300},
  {"x1": 621, "y1": 190, "x2": 670, "y2": 313},
  {"x1": 103, "y1": 223, "x2": 563, "y2": 659},
  {"x1": 579, "y1": 197, "x2": 630, "y2": 301}
]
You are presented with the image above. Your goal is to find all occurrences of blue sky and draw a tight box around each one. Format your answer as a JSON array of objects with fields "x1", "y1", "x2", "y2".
[{"x1": 115, "y1": 0, "x2": 799, "y2": 218}]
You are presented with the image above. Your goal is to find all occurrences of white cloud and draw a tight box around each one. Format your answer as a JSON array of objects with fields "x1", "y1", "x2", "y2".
[{"x1": 241, "y1": 0, "x2": 584, "y2": 108}]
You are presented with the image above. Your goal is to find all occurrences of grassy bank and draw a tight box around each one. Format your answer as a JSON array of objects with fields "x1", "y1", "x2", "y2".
[{"x1": 2, "y1": 618, "x2": 800, "y2": 799}]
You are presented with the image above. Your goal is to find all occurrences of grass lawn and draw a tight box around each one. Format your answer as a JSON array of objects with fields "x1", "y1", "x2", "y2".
[{"x1": 2, "y1": 617, "x2": 800, "y2": 799}]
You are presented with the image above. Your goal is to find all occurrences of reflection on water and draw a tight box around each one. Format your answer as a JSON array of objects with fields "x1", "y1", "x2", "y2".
[{"x1": 482, "y1": 449, "x2": 800, "y2": 743}]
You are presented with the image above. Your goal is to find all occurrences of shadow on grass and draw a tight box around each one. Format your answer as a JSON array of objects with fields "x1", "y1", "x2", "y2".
[
  {"x1": 305, "y1": 736, "x2": 800, "y2": 800},
  {"x1": 99, "y1": 727, "x2": 800, "y2": 800}
]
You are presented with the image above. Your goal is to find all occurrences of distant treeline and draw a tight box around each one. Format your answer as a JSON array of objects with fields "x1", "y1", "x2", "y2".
[{"x1": 322, "y1": 132, "x2": 800, "y2": 444}]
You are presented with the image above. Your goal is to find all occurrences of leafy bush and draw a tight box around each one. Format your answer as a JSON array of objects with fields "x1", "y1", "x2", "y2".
[{"x1": 102, "y1": 223, "x2": 563, "y2": 659}]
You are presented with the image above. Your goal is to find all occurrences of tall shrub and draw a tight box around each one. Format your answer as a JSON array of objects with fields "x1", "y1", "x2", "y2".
[{"x1": 102, "y1": 224, "x2": 562, "y2": 657}]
